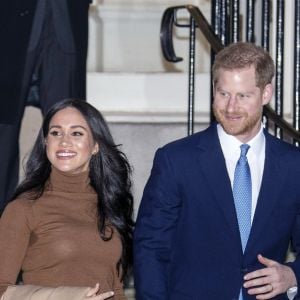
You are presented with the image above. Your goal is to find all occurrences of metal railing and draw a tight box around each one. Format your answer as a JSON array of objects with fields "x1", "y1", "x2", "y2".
[{"x1": 160, "y1": 3, "x2": 300, "y2": 144}]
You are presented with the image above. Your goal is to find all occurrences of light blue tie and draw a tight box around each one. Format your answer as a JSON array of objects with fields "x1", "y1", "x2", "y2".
[
  {"x1": 233, "y1": 144, "x2": 252, "y2": 300},
  {"x1": 233, "y1": 144, "x2": 252, "y2": 251}
]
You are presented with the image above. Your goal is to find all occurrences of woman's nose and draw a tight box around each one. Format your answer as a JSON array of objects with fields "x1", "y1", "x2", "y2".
[{"x1": 59, "y1": 134, "x2": 71, "y2": 146}]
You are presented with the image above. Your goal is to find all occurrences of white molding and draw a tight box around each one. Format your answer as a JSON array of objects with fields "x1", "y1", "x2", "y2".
[
  {"x1": 97, "y1": 0, "x2": 209, "y2": 6},
  {"x1": 87, "y1": 72, "x2": 210, "y2": 123},
  {"x1": 95, "y1": 111, "x2": 210, "y2": 124}
]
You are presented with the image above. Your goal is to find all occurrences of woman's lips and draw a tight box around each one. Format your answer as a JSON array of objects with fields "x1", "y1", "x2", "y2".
[{"x1": 56, "y1": 151, "x2": 76, "y2": 159}]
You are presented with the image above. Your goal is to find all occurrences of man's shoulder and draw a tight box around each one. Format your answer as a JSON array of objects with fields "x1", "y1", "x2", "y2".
[
  {"x1": 163, "y1": 125, "x2": 215, "y2": 150},
  {"x1": 265, "y1": 130, "x2": 300, "y2": 161},
  {"x1": 156, "y1": 125, "x2": 216, "y2": 161},
  {"x1": 265, "y1": 130, "x2": 300, "y2": 152}
]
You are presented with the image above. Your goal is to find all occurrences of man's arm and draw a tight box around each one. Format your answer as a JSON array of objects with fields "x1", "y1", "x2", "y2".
[
  {"x1": 134, "y1": 148, "x2": 181, "y2": 300},
  {"x1": 243, "y1": 207, "x2": 300, "y2": 299}
]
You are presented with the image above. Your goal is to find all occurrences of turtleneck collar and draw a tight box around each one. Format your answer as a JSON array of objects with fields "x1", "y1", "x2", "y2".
[{"x1": 47, "y1": 167, "x2": 95, "y2": 194}]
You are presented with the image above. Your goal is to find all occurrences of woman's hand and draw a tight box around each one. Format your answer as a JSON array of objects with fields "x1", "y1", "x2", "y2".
[{"x1": 85, "y1": 283, "x2": 114, "y2": 299}]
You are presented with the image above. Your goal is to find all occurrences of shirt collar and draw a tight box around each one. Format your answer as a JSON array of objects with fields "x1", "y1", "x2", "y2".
[{"x1": 217, "y1": 123, "x2": 265, "y2": 159}]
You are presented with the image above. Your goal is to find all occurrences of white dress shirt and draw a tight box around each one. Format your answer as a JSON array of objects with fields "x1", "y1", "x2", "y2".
[{"x1": 217, "y1": 124, "x2": 265, "y2": 222}]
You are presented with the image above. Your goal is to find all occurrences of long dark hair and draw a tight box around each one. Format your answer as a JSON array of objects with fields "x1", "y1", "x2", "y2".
[{"x1": 13, "y1": 99, "x2": 134, "y2": 280}]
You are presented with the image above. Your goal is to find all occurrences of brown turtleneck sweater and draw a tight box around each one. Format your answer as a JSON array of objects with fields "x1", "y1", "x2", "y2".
[{"x1": 0, "y1": 168, "x2": 126, "y2": 299}]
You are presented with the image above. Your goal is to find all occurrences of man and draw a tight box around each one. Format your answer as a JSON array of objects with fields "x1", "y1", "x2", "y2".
[
  {"x1": 134, "y1": 42, "x2": 300, "y2": 299},
  {"x1": 0, "y1": 0, "x2": 91, "y2": 211}
]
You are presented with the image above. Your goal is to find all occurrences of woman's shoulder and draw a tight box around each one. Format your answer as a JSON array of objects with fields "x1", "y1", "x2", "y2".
[
  {"x1": 3, "y1": 195, "x2": 35, "y2": 218},
  {"x1": 10, "y1": 193, "x2": 35, "y2": 206},
  {"x1": 0, "y1": 196, "x2": 36, "y2": 231}
]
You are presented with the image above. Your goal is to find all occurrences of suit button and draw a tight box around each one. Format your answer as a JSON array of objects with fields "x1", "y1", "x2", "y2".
[
  {"x1": 241, "y1": 267, "x2": 248, "y2": 274},
  {"x1": 20, "y1": 10, "x2": 29, "y2": 17}
]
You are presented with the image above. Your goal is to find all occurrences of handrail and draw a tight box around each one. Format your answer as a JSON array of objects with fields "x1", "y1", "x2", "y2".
[
  {"x1": 161, "y1": 5, "x2": 222, "y2": 62},
  {"x1": 263, "y1": 105, "x2": 300, "y2": 141},
  {"x1": 160, "y1": 4, "x2": 300, "y2": 143}
]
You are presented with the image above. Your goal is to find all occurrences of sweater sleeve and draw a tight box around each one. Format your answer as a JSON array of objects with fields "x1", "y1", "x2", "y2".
[
  {"x1": 1, "y1": 285, "x2": 90, "y2": 300},
  {"x1": 113, "y1": 280, "x2": 126, "y2": 300},
  {"x1": 112, "y1": 266, "x2": 127, "y2": 300},
  {"x1": 0, "y1": 199, "x2": 33, "y2": 296}
]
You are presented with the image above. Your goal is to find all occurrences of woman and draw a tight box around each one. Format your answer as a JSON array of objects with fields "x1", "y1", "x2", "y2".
[{"x1": 0, "y1": 99, "x2": 134, "y2": 300}]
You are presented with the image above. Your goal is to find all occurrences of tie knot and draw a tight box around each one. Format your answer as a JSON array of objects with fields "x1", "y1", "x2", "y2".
[{"x1": 240, "y1": 144, "x2": 250, "y2": 157}]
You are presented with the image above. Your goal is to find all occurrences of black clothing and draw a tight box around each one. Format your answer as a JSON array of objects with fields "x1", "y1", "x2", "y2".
[{"x1": 0, "y1": 0, "x2": 91, "y2": 210}]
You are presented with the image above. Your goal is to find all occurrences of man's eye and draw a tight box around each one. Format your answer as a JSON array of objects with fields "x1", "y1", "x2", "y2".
[
  {"x1": 219, "y1": 91, "x2": 229, "y2": 98},
  {"x1": 238, "y1": 94, "x2": 250, "y2": 99}
]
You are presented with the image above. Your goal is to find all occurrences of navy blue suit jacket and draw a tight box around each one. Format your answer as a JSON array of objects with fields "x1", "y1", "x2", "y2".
[{"x1": 134, "y1": 124, "x2": 300, "y2": 299}]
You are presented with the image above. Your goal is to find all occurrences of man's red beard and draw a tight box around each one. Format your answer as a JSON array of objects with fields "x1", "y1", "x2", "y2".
[{"x1": 213, "y1": 105, "x2": 262, "y2": 138}]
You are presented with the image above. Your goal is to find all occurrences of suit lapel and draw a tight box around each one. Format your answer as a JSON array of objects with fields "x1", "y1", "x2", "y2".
[
  {"x1": 195, "y1": 127, "x2": 286, "y2": 256},
  {"x1": 196, "y1": 125, "x2": 242, "y2": 248},
  {"x1": 245, "y1": 132, "x2": 286, "y2": 253}
]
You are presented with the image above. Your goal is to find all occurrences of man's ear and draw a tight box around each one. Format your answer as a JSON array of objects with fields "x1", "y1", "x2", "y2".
[{"x1": 262, "y1": 83, "x2": 273, "y2": 105}]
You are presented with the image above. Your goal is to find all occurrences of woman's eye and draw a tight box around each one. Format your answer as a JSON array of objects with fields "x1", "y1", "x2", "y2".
[
  {"x1": 72, "y1": 131, "x2": 84, "y2": 136},
  {"x1": 49, "y1": 130, "x2": 61, "y2": 136}
]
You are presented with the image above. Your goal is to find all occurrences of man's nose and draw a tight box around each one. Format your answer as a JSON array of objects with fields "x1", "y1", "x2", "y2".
[{"x1": 226, "y1": 95, "x2": 238, "y2": 111}]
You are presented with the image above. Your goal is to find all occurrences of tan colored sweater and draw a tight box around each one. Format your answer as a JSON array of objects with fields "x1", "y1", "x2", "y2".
[{"x1": 0, "y1": 168, "x2": 126, "y2": 299}]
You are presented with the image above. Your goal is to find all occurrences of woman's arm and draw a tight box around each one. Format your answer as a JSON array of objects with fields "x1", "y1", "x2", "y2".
[
  {"x1": 0, "y1": 200, "x2": 33, "y2": 296},
  {"x1": 1, "y1": 283, "x2": 114, "y2": 300}
]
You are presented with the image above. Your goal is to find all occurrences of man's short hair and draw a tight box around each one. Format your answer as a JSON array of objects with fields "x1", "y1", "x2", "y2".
[{"x1": 212, "y1": 42, "x2": 275, "y2": 90}]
